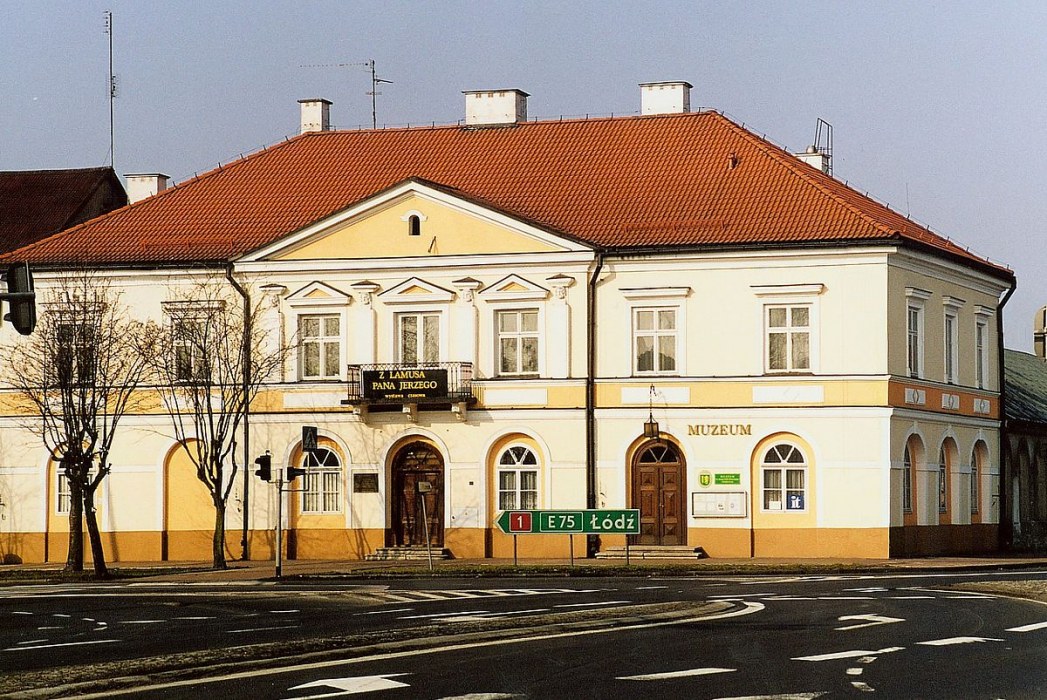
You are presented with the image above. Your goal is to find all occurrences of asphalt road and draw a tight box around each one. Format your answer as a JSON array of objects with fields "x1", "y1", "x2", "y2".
[{"x1": 4, "y1": 569, "x2": 1047, "y2": 698}]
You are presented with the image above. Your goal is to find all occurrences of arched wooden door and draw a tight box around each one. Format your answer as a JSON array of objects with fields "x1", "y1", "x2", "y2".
[
  {"x1": 390, "y1": 441, "x2": 444, "y2": 546},
  {"x1": 631, "y1": 442, "x2": 686, "y2": 545}
]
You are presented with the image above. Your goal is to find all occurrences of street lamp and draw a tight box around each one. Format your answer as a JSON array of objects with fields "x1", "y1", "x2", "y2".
[{"x1": 643, "y1": 384, "x2": 659, "y2": 440}]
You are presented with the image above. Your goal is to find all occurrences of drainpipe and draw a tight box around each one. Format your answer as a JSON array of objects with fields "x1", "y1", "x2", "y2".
[
  {"x1": 226, "y1": 264, "x2": 251, "y2": 560},
  {"x1": 996, "y1": 278, "x2": 1016, "y2": 549},
  {"x1": 585, "y1": 250, "x2": 605, "y2": 557}
]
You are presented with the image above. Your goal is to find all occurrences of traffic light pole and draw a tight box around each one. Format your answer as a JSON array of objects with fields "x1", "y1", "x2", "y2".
[{"x1": 275, "y1": 476, "x2": 284, "y2": 579}]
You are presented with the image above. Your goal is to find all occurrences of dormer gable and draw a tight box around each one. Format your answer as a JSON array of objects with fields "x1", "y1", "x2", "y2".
[
  {"x1": 480, "y1": 274, "x2": 549, "y2": 302},
  {"x1": 379, "y1": 277, "x2": 455, "y2": 305}
]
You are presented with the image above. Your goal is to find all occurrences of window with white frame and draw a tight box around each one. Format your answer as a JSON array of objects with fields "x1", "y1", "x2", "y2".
[
  {"x1": 299, "y1": 314, "x2": 341, "y2": 380},
  {"x1": 944, "y1": 312, "x2": 958, "y2": 384},
  {"x1": 938, "y1": 445, "x2": 949, "y2": 513},
  {"x1": 761, "y1": 443, "x2": 807, "y2": 511},
  {"x1": 971, "y1": 443, "x2": 985, "y2": 515},
  {"x1": 398, "y1": 312, "x2": 440, "y2": 366},
  {"x1": 633, "y1": 307, "x2": 677, "y2": 374},
  {"x1": 54, "y1": 321, "x2": 98, "y2": 387},
  {"x1": 171, "y1": 316, "x2": 206, "y2": 382},
  {"x1": 497, "y1": 445, "x2": 539, "y2": 511},
  {"x1": 766, "y1": 305, "x2": 810, "y2": 372},
  {"x1": 301, "y1": 447, "x2": 342, "y2": 514},
  {"x1": 907, "y1": 305, "x2": 923, "y2": 378},
  {"x1": 56, "y1": 470, "x2": 71, "y2": 514},
  {"x1": 497, "y1": 309, "x2": 539, "y2": 376},
  {"x1": 903, "y1": 444, "x2": 914, "y2": 513},
  {"x1": 975, "y1": 319, "x2": 988, "y2": 389}
]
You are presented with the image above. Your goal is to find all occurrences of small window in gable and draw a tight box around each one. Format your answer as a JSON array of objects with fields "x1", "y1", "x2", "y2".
[{"x1": 408, "y1": 215, "x2": 421, "y2": 237}]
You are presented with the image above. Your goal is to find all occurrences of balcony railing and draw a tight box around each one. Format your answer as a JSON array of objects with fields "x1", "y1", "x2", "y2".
[{"x1": 345, "y1": 362, "x2": 476, "y2": 406}]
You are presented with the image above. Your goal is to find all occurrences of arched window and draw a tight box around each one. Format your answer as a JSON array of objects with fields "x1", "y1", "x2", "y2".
[
  {"x1": 938, "y1": 444, "x2": 951, "y2": 515},
  {"x1": 497, "y1": 445, "x2": 538, "y2": 510},
  {"x1": 761, "y1": 444, "x2": 807, "y2": 511},
  {"x1": 903, "y1": 444, "x2": 913, "y2": 513},
  {"x1": 971, "y1": 442, "x2": 986, "y2": 515},
  {"x1": 302, "y1": 447, "x2": 342, "y2": 514},
  {"x1": 408, "y1": 215, "x2": 421, "y2": 237}
]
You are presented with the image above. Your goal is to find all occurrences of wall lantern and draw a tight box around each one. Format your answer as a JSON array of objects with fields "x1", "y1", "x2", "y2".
[{"x1": 643, "y1": 384, "x2": 659, "y2": 439}]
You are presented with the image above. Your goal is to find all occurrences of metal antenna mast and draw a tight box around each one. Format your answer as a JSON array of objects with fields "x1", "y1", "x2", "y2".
[
  {"x1": 104, "y1": 10, "x2": 117, "y2": 169},
  {"x1": 299, "y1": 59, "x2": 392, "y2": 129}
]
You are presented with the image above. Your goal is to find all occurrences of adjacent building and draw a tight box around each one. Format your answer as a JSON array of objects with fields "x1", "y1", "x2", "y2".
[{"x1": 0, "y1": 83, "x2": 1015, "y2": 562}]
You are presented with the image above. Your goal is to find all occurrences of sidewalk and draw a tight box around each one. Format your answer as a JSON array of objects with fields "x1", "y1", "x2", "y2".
[{"x1": 7, "y1": 554, "x2": 1047, "y2": 583}]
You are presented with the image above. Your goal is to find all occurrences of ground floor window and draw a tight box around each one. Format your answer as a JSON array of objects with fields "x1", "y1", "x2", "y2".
[
  {"x1": 497, "y1": 445, "x2": 538, "y2": 510},
  {"x1": 761, "y1": 443, "x2": 807, "y2": 511},
  {"x1": 302, "y1": 447, "x2": 342, "y2": 514}
]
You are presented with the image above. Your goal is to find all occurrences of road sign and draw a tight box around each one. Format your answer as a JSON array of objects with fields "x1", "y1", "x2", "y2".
[{"x1": 496, "y1": 509, "x2": 640, "y2": 535}]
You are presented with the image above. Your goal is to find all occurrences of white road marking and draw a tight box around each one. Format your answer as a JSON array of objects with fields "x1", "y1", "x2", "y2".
[
  {"x1": 12, "y1": 611, "x2": 32, "y2": 615},
  {"x1": 835, "y1": 614, "x2": 905, "y2": 631},
  {"x1": 289, "y1": 673, "x2": 411, "y2": 697},
  {"x1": 553, "y1": 600, "x2": 630, "y2": 609},
  {"x1": 794, "y1": 646, "x2": 905, "y2": 662},
  {"x1": 851, "y1": 681, "x2": 874, "y2": 692},
  {"x1": 618, "y1": 667, "x2": 735, "y2": 681},
  {"x1": 856, "y1": 656, "x2": 876, "y2": 664},
  {"x1": 16, "y1": 639, "x2": 48, "y2": 645},
  {"x1": 52, "y1": 613, "x2": 71, "y2": 618},
  {"x1": 761, "y1": 596, "x2": 817, "y2": 601},
  {"x1": 944, "y1": 595, "x2": 995, "y2": 600},
  {"x1": 226, "y1": 624, "x2": 299, "y2": 634},
  {"x1": 36, "y1": 626, "x2": 61, "y2": 630},
  {"x1": 844, "y1": 587, "x2": 888, "y2": 593},
  {"x1": 397, "y1": 610, "x2": 489, "y2": 620},
  {"x1": 174, "y1": 616, "x2": 214, "y2": 620},
  {"x1": 5, "y1": 639, "x2": 119, "y2": 651},
  {"x1": 818, "y1": 596, "x2": 873, "y2": 601},
  {"x1": 120, "y1": 620, "x2": 164, "y2": 625},
  {"x1": 846, "y1": 668, "x2": 863, "y2": 676},
  {"x1": 1006, "y1": 621, "x2": 1047, "y2": 633},
  {"x1": 435, "y1": 694, "x2": 522, "y2": 699},
  {"x1": 269, "y1": 609, "x2": 300, "y2": 614},
  {"x1": 354, "y1": 608, "x2": 413, "y2": 616},
  {"x1": 917, "y1": 636, "x2": 1003, "y2": 646},
  {"x1": 709, "y1": 694, "x2": 825, "y2": 699},
  {"x1": 889, "y1": 595, "x2": 934, "y2": 599},
  {"x1": 437, "y1": 609, "x2": 551, "y2": 623},
  {"x1": 636, "y1": 585, "x2": 668, "y2": 590}
]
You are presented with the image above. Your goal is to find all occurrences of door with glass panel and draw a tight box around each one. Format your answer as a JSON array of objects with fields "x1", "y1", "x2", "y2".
[
  {"x1": 390, "y1": 441, "x2": 444, "y2": 546},
  {"x1": 631, "y1": 442, "x2": 686, "y2": 545}
]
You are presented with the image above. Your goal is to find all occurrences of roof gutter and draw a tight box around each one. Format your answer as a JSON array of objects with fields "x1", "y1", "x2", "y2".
[
  {"x1": 225, "y1": 263, "x2": 252, "y2": 561},
  {"x1": 997, "y1": 278, "x2": 1017, "y2": 549},
  {"x1": 585, "y1": 249, "x2": 605, "y2": 558}
]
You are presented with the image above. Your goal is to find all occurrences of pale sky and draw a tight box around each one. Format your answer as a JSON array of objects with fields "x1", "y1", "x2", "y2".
[{"x1": 3, "y1": 1, "x2": 1044, "y2": 349}]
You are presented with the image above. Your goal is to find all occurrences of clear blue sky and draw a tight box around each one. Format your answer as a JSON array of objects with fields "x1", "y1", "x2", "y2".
[{"x1": 3, "y1": 1, "x2": 1044, "y2": 349}]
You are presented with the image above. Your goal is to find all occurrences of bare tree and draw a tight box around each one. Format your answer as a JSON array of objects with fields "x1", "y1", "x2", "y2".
[
  {"x1": 3, "y1": 271, "x2": 157, "y2": 577},
  {"x1": 153, "y1": 277, "x2": 289, "y2": 569}
]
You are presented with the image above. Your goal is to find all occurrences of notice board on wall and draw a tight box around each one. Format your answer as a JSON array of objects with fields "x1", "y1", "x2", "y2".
[{"x1": 692, "y1": 491, "x2": 747, "y2": 518}]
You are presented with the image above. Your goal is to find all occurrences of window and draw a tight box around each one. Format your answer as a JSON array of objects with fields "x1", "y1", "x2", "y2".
[
  {"x1": 938, "y1": 445, "x2": 949, "y2": 513},
  {"x1": 903, "y1": 444, "x2": 913, "y2": 513},
  {"x1": 301, "y1": 447, "x2": 342, "y2": 514},
  {"x1": 633, "y1": 307, "x2": 677, "y2": 374},
  {"x1": 497, "y1": 445, "x2": 538, "y2": 510},
  {"x1": 970, "y1": 448, "x2": 980, "y2": 515},
  {"x1": 299, "y1": 314, "x2": 341, "y2": 380},
  {"x1": 54, "y1": 322, "x2": 97, "y2": 386},
  {"x1": 944, "y1": 312, "x2": 958, "y2": 384},
  {"x1": 408, "y1": 215, "x2": 421, "y2": 237},
  {"x1": 56, "y1": 470, "x2": 71, "y2": 514},
  {"x1": 907, "y1": 305, "x2": 922, "y2": 378},
  {"x1": 171, "y1": 316, "x2": 206, "y2": 382},
  {"x1": 497, "y1": 310, "x2": 539, "y2": 376},
  {"x1": 761, "y1": 444, "x2": 807, "y2": 511},
  {"x1": 766, "y1": 305, "x2": 810, "y2": 372},
  {"x1": 398, "y1": 313, "x2": 440, "y2": 366},
  {"x1": 975, "y1": 320, "x2": 988, "y2": 389}
]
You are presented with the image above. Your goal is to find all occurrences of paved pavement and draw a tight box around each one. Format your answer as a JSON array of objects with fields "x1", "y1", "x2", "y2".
[{"x1": 6, "y1": 553, "x2": 1047, "y2": 583}]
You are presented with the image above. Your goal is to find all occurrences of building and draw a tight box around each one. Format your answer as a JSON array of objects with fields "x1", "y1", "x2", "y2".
[
  {"x1": 0, "y1": 83, "x2": 1015, "y2": 563},
  {"x1": 0, "y1": 167, "x2": 127, "y2": 253}
]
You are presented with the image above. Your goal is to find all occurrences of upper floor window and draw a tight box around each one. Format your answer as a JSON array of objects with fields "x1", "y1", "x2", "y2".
[
  {"x1": 497, "y1": 445, "x2": 538, "y2": 510},
  {"x1": 766, "y1": 305, "x2": 810, "y2": 372},
  {"x1": 497, "y1": 309, "x2": 539, "y2": 376},
  {"x1": 944, "y1": 312, "x2": 958, "y2": 384},
  {"x1": 302, "y1": 447, "x2": 342, "y2": 514},
  {"x1": 761, "y1": 443, "x2": 807, "y2": 511},
  {"x1": 633, "y1": 307, "x2": 677, "y2": 374},
  {"x1": 398, "y1": 312, "x2": 440, "y2": 366},
  {"x1": 907, "y1": 305, "x2": 923, "y2": 378},
  {"x1": 299, "y1": 314, "x2": 341, "y2": 380},
  {"x1": 975, "y1": 319, "x2": 988, "y2": 389},
  {"x1": 54, "y1": 321, "x2": 98, "y2": 387},
  {"x1": 171, "y1": 316, "x2": 206, "y2": 382}
]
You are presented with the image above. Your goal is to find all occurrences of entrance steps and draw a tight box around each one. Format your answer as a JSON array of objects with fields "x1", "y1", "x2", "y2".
[
  {"x1": 595, "y1": 545, "x2": 707, "y2": 560},
  {"x1": 365, "y1": 546, "x2": 453, "y2": 561}
]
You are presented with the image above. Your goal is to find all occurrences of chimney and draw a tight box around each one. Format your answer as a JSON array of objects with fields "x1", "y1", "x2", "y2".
[
  {"x1": 639, "y1": 81, "x2": 692, "y2": 115},
  {"x1": 463, "y1": 89, "x2": 529, "y2": 126},
  {"x1": 124, "y1": 173, "x2": 170, "y2": 204},
  {"x1": 299, "y1": 98, "x2": 332, "y2": 133},
  {"x1": 796, "y1": 145, "x2": 831, "y2": 175},
  {"x1": 1035, "y1": 307, "x2": 1047, "y2": 360}
]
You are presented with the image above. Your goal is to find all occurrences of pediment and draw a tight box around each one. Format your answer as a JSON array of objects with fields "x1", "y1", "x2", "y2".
[
  {"x1": 480, "y1": 274, "x2": 549, "y2": 301},
  {"x1": 286, "y1": 281, "x2": 352, "y2": 307},
  {"x1": 379, "y1": 277, "x2": 454, "y2": 304},
  {"x1": 242, "y1": 179, "x2": 591, "y2": 262}
]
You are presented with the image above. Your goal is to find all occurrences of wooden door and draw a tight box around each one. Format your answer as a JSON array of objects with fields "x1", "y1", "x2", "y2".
[
  {"x1": 632, "y1": 443, "x2": 685, "y2": 545},
  {"x1": 391, "y1": 442, "x2": 444, "y2": 546}
]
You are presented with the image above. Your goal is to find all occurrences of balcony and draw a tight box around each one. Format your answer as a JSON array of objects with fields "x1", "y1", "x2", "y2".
[{"x1": 344, "y1": 362, "x2": 476, "y2": 408}]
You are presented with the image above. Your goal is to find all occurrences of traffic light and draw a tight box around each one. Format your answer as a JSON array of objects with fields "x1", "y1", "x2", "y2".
[
  {"x1": 3, "y1": 262, "x2": 36, "y2": 335},
  {"x1": 254, "y1": 453, "x2": 272, "y2": 481},
  {"x1": 286, "y1": 465, "x2": 307, "y2": 482}
]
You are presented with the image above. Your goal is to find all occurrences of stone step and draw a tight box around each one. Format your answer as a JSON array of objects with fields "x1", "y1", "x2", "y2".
[
  {"x1": 595, "y1": 545, "x2": 707, "y2": 560},
  {"x1": 365, "y1": 546, "x2": 453, "y2": 561}
]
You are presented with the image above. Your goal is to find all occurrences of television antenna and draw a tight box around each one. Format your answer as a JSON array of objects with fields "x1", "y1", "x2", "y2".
[
  {"x1": 103, "y1": 10, "x2": 118, "y2": 168},
  {"x1": 299, "y1": 59, "x2": 392, "y2": 129}
]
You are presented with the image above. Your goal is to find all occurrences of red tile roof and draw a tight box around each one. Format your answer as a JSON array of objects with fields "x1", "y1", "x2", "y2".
[
  {"x1": 5, "y1": 113, "x2": 1011, "y2": 279},
  {"x1": 0, "y1": 167, "x2": 126, "y2": 254}
]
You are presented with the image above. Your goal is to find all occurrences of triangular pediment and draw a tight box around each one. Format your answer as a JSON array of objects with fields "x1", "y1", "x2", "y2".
[
  {"x1": 286, "y1": 281, "x2": 352, "y2": 307},
  {"x1": 480, "y1": 274, "x2": 549, "y2": 301},
  {"x1": 379, "y1": 277, "x2": 454, "y2": 304},
  {"x1": 242, "y1": 179, "x2": 591, "y2": 262}
]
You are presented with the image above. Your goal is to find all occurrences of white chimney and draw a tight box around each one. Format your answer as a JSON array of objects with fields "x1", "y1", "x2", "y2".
[
  {"x1": 125, "y1": 173, "x2": 170, "y2": 204},
  {"x1": 1035, "y1": 306, "x2": 1047, "y2": 360},
  {"x1": 299, "y1": 98, "x2": 332, "y2": 133},
  {"x1": 463, "y1": 89, "x2": 529, "y2": 126},
  {"x1": 639, "y1": 81, "x2": 692, "y2": 115},
  {"x1": 796, "y1": 145, "x2": 831, "y2": 175}
]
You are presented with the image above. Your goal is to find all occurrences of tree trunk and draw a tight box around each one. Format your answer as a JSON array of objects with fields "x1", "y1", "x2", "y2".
[
  {"x1": 83, "y1": 486, "x2": 109, "y2": 579},
  {"x1": 65, "y1": 477, "x2": 84, "y2": 572},
  {"x1": 212, "y1": 499, "x2": 227, "y2": 570}
]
